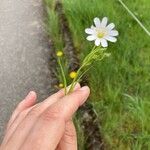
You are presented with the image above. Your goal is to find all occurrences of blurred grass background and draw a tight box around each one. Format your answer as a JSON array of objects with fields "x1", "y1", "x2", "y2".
[{"x1": 44, "y1": 0, "x2": 150, "y2": 149}]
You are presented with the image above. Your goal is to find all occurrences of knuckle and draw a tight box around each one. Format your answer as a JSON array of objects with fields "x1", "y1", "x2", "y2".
[
  {"x1": 19, "y1": 109, "x2": 29, "y2": 118},
  {"x1": 41, "y1": 106, "x2": 63, "y2": 122},
  {"x1": 65, "y1": 129, "x2": 76, "y2": 140},
  {"x1": 63, "y1": 129, "x2": 76, "y2": 145},
  {"x1": 27, "y1": 105, "x2": 41, "y2": 118}
]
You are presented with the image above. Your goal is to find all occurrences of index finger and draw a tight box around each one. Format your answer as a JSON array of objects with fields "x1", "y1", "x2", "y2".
[{"x1": 48, "y1": 86, "x2": 90, "y2": 121}]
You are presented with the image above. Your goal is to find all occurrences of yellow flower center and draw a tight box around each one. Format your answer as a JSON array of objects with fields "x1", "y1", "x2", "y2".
[
  {"x1": 58, "y1": 83, "x2": 64, "y2": 88},
  {"x1": 97, "y1": 32, "x2": 105, "y2": 38},
  {"x1": 56, "y1": 51, "x2": 63, "y2": 57},
  {"x1": 69, "y1": 71, "x2": 77, "y2": 79}
]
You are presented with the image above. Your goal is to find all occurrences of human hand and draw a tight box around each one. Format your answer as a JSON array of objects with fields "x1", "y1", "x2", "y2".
[{"x1": 0, "y1": 83, "x2": 90, "y2": 150}]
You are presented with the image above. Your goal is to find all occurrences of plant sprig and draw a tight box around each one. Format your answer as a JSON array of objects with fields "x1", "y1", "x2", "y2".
[
  {"x1": 56, "y1": 46, "x2": 111, "y2": 94},
  {"x1": 67, "y1": 46, "x2": 110, "y2": 93},
  {"x1": 56, "y1": 17, "x2": 118, "y2": 95}
]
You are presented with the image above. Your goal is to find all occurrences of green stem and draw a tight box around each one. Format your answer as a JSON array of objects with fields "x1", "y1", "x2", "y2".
[
  {"x1": 76, "y1": 53, "x2": 106, "y2": 83},
  {"x1": 76, "y1": 66, "x2": 92, "y2": 83},
  {"x1": 67, "y1": 65, "x2": 83, "y2": 94},
  {"x1": 118, "y1": 0, "x2": 150, "y2": 36},
  {"x1": 58, "y1": 58, "x2": 67, "y2": 94},
  {"x1": 68, "y1": 46, "x2": 96, "y2": 93}
]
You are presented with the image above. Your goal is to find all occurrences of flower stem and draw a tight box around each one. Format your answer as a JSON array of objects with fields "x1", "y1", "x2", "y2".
[
  {"x1": 58, "y1": 58, "x2": 67, "y2": 94},
  {"x1": 67, "y1": 46, "x2": 96, "y2": 93},
  {"x1": 67, "y1": 66, "x2": 83, "y2": 94}
]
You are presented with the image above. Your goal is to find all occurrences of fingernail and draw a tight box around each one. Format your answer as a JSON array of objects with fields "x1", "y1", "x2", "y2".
[
  {"x1": 79, "y1": 86, "x2": 90, "y2": 92},
  {"x1": 78, "y1": 86, "x2": 90, "y2": 105},
  {"x1": 25, "y1": 91, "x2": 34, "y2": 99},
  {"x1": 74, "y1": 82, "x2": 80, "y2": 89},
  {"x1": 66, "y1": 82, "x2": 80, "y2": 92}
]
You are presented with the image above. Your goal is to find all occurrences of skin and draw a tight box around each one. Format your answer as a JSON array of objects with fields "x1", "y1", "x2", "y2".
[{"x1": 0, "y1": 83, "x2": 90, "y2": 150}]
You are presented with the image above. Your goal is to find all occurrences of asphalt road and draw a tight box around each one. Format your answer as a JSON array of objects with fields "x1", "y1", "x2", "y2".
[{"x1": 0, "y1": 0, "x2": 53, "y2": 140}]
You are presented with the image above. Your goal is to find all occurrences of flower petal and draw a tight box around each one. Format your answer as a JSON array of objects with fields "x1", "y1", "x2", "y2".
[
  {"x1": 105, "y1": 36, "x2": 117, "y2": 42},
  {"x1": 94, "y1": 17, "x2": 101, "y2": 27},
  {"x1": 86, "y1": 35, "x2": 96, "y2": 41},
  {"x1": 85, "y1": 28, "x2": 94, "y2": 34},
  {"x1": 101, "y1": 17, "x2": 108, "y2": 27},
  {"x1": 91, "y1": 25, "x2": 95, "y2": 29},
  {"x1": 109, "y1": 30, "x2": 119, "y2": 36},
  {"x1": 106, "y1": 23, "x2": 115, "y2": 30},
  {"x1": 100, "y1": 39, "x2": 108, "y2": 47},
  {"x1": 95, "y1": 38, "x2": 101, "y2": 46}
]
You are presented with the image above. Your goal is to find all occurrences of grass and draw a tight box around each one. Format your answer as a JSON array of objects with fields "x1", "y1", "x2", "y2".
[{"x1": 44, "y1": 0, "x2": 150, "y2": 149}]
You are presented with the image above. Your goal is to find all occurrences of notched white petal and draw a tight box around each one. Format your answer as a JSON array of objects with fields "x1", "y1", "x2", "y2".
[
  {"x1": 86, "y1": 35, "x2": 96, "y2": 41},
  {"x1": 100, "y1": 39, "x2": 108, "y2": 47},
  {"x1": 109, "y1": 30, "x2": 119, "y2": 36},
  {"x1": 101, "y1": 17, "x2": 108, "y2": 27},
  {"x1": 105, "y1": 36, "x2": 117, "y2": 42},
  {"x1": 91, "y1": 25, "x2": 95, "y2": 29},
  {"x1": 107, "y1": 23, "x2": 115, "y2": 30},
  {"x1": 94, "y1": 17, "x2": 101, "y2": 27},
  {"x1": 95, "y1": 38, "x2": 101, "y2": 46},
  {"x1": 85, "y1": 28, "x2": 94, "y2": 34}
]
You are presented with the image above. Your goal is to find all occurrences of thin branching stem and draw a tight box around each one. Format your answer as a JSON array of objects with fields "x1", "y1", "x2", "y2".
[
  {"x1": 58, "y1": 58, "x2": 67, "y2": 94},
  {"x1": 67, "y1": 46, "x2": 97, "y2": 93}
]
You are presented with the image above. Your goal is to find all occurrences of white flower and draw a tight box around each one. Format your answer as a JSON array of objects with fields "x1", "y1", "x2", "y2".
[{"x1": 85, "y1": 17, "x2": 119, "y2": 47}]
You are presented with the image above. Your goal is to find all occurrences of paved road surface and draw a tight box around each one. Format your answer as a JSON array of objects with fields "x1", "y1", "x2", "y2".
[{"x1": 0, "y1": 0, "x2": 53, "y2": 140}]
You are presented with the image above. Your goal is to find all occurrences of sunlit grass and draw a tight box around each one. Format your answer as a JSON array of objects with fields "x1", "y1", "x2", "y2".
[{"x1": 44, "y1": 0, "x2": 150, "y2": 149}]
